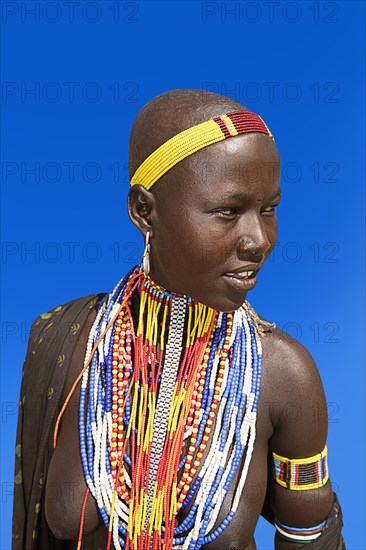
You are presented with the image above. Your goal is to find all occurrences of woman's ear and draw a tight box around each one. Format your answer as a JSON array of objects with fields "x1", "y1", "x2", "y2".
[{"x1": 127, "y1": 185, "x2": 156, "y2": 238}]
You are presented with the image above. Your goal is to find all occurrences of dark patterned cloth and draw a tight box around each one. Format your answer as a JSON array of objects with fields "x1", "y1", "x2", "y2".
[
  {"x1": 12, "y1": 293, "x2": 106, "y2": 549},
  {"x1": 306, "y1": 493, "x2": 346, "y2": 549}
]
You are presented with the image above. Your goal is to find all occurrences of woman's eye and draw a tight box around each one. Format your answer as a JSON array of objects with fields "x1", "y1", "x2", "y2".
[
  {"x1": 214, "y1": 208, "x2": 238, "y2": 217},
  {"x1": 262, "y1": 204, "x2": 279, "y2": 214}
]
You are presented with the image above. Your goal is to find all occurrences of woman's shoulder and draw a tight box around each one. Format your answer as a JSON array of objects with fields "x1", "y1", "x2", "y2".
[
  {"x1": 20, "y1": 293, "x2": 108, "y2": 410},
  {"x1": 253, "y1": 317, "x2": 327, "y2": 445},
  {"x1": 261, "y1": 322, "x2": 319, "y2": 376},
  {"x1": 34, "y1": 292, "x2": 106, "y2": 322},
  {"x1": 259, "y1": 316, "x2": 325, "y2": 407},
  {"x1": 30, "y1": 292, "x2": 106, "y2": 331},
  {"x1": 24, "y1": 293, "x2": 107, "y2": 365}
]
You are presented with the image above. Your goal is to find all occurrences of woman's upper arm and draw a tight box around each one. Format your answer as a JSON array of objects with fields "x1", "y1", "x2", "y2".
[{"x1": 267, "y1": 333, "x2": 334, "y2": 528}]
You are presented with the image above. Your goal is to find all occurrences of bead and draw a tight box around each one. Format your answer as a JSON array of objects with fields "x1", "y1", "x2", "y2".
[{"x1": 78, "y1": 265, "x2": 263, "y2": 549}]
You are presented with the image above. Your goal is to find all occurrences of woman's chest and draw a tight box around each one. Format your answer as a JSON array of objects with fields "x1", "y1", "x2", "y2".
[
  {"x1": 45, "y1": 330, "x2": 275, "y2": 549},
  {"x1": 46, "y1": 400, "x2": 271, "y2": 549}
]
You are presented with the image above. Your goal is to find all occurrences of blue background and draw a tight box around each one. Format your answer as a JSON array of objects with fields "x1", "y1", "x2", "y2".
[{"x1": 1, "y1": 1, "x2": 365, "y2": 548}]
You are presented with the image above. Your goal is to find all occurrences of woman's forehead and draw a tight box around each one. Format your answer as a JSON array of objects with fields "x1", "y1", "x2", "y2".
[
  {"x1": 155, "y1": 168, "x2": 280, "y2": 211},
  {"x1": 174, "y1": 135, "x2": 280, "y2": 194},
  {"x1": 194, "y1": 132, "x2": 279, "y2": 166}
]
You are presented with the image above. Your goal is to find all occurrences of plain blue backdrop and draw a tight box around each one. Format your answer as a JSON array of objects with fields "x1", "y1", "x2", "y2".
[{"x1": 1, "y1": 1, "x2": 365, "y2": 548}]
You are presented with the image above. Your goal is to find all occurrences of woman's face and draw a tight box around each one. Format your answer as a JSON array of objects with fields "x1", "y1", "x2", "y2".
[{"x1": 138, "y1": 133, "x2": 280, "y2": 312}]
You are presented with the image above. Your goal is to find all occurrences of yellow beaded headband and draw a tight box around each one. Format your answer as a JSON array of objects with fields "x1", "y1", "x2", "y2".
[{"x1": 130, "y1": 110, "x2": 274, "y2": 190}]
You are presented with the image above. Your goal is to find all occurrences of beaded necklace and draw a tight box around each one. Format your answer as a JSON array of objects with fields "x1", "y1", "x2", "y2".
[{"x1": 78, "y1": 265, "x2": 263, "y2": 549}]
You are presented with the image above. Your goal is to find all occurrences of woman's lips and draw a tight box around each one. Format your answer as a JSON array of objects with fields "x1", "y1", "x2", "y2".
[{"x1": 223, "y1": 270, "x2": 258, "y2": 291}]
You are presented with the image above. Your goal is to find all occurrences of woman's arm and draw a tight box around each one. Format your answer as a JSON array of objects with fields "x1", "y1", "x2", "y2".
[{"x1": 265, "y1": 332, "x2": 344, "y2": 549}]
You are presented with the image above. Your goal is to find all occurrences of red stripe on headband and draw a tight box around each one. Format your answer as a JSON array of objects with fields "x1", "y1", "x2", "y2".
[
  {"x1": 213, "y1": 116, "x2": 231, "y2": 138},
  {"x1": 227, "y1": 112, "x2": 271, "y2": 137}
]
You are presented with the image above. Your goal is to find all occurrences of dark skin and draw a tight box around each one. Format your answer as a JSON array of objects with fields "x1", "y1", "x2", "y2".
[{"x1": 45, "y1": 91, "x2": 334, "y2": 548}]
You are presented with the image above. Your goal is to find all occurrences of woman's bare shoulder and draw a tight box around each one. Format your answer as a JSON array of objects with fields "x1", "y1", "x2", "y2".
[
  {"x1": 259, "y1": 318, "x2": 320, "y2": 378},
  {"x1": 258, "y1": 317, "x2": 327, "y2": 438}
]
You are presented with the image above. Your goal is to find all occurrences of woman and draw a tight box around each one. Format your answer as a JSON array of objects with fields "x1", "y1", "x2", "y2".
[{"x1": 12, "y1": 90, "x2": 345, "y2": 549}]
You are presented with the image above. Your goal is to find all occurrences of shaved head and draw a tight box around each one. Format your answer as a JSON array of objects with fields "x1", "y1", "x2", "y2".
[
  {"x1": 127, "y1": 89, "x2": 280, "y2": 310},
  {"x1": 128, "y1": 89, "x2": 249, "y2": 186}
]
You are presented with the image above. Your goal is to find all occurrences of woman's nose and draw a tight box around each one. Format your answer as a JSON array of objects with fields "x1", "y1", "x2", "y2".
[{"x1": 236, "y1": 214, "x2": 272, "y2": 259}]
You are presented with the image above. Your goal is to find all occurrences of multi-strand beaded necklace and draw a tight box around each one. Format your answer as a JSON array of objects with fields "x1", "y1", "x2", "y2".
[{"x1": 78, "y1": 266, "x2": 263, "y2": 550}]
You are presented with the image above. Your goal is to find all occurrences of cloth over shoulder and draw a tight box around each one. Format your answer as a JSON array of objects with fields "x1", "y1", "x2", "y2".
[{"x1": 12, "y1": 292, "x2": 107, "y2": 550}]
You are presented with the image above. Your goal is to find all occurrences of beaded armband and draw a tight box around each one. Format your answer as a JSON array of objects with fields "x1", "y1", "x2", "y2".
[
  {"x1": 272, "y1": 446, "x2": 328, "y2": 490},
  {"x1": 275, "y1": 519, "x2": 326, "y2": 543}
]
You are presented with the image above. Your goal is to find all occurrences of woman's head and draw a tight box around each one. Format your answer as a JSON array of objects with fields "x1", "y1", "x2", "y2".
[{"x1": 128, "y1": 89, "x2": 281, "y2": 312}]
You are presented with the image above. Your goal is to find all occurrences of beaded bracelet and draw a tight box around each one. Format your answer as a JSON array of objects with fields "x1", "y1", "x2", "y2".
[{"x1": 275, "y1": 518, "x2": 326, "y2": 543}]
